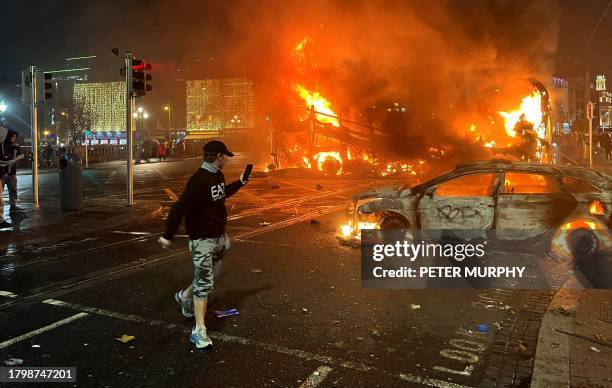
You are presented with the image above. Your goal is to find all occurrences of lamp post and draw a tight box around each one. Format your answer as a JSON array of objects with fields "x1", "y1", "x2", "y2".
[
  {"x1": 164, "y1": 105, "x2": 171, "y2": 129},
  {"x1": 133, "y1": 108, "x2": 148, "y2": 141},
  {"x1": 0, "y1": 100, "x2": 7, "y2": 124}
]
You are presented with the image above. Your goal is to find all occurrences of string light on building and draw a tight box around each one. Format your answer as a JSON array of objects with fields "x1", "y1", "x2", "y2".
[
  {"x1": 73, "y1": 81, "x2": 126, "y2": 132},
  {"x1": 186, "y1": 78, "x2": 254, "y2": 132}
]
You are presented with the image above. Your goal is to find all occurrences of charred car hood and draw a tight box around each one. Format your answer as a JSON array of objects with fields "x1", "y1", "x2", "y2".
[{"x1": 352, "y1": 185, "x2": 404, "y2": 200}]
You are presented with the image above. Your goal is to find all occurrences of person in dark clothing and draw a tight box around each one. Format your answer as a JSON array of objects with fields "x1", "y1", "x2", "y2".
[
  {"x1": 4, "y1": 130, "x2": 24, "y2": 212},
  {"x1": 158, "y1": 140, "x2": 249, "y2": 348},
  {"x1": 0, "y1": 127, "x2": 22, "y2": 228}
]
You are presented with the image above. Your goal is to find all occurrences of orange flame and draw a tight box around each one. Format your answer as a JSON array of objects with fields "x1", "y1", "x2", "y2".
[
  {"x1": 313, "y1": 151, "x2": 343, "y2": 175},
  {"x1": 498, "y1": 91, "x2": 544, "y2": 138},
  {"x1": 589, "y1": 200, "x2": 605, "y2": 215},
  {"x1": 296, "y1": 84, "x2": 340, "y2": 127},
  {"x1": 339, "y1": 220, "x2": 378, "y2": 239}
]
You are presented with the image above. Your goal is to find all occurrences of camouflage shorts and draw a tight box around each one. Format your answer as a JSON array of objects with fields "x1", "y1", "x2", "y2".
[{"x1": 188, "y1": 234, "x2": 229, "y2": 300}]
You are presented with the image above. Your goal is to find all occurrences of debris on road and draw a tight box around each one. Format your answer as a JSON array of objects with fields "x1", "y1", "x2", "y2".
[
  {"x1": 310, "y1": 219, "x2": 321, "y2": 225},
  {"x1": 271, "y1": 185, "x2": 281, "y2": 189},
  {"x1": 115, "y1": 335, "x2": 136, "y2": 344},
  {"x1": 590, "y1": 346, "x2": 601, "y2": 352},
  {"x1": 515, "y1": 341, "x2": 528, "y2": 353},
  {"x1": 4, "y1": 358, "x2": 24, "y2": 366},
  {"x1": 259, "y1": 221, "x2": 272, "y2": 227},
  {"x1": 370, "y1": 330, "x2": 381, "y2": 337},
  {"x1": 410, "y1": 304, "x2": 421, "y2": 310},
  {"x1": 251, "y1": 269, "x2": 263, "y2": 273},
  {"x1": 552, "y1": 305, "x2": 576, "y2": 316},
  {"x1": 214, "y1": 308, "x2": 240, "y2": 318},
  {"x1": 476, "y1": 324, "x2": 489, "y2": 333},
  {"x1": 315, "y1": 184, "x2": 323, "y2": 190},
  {"x1": 492, "y1": 322, "x2": 502, "y2": 331}
]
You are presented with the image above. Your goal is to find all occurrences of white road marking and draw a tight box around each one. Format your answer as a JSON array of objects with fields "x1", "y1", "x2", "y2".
[
  {"x1": 157, "y1": 170, "x2": 169, "y2": 180},
  {"x1": 0, "y1": 290, "x2": 17, "y2": 298},
  {"x1": 299, "y1": 366, "x2": 333, "y2": 388},
  {"x1": 42, "y1": 298, "x2": 475, "y2": 388},
  {"x1": 0, "y1": 313, "x2": 88, "y2": 349},
  {"x1": 111, "y1": 231, "x2": 151, "y2": 235}
]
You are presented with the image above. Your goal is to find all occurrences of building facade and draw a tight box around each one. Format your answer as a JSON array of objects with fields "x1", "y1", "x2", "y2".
[{"x1": 186, "y1": 78, "x2": 254, "y2": 133}]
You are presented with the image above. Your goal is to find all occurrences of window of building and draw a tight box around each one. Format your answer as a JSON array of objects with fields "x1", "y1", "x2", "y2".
[
  {"x1": 435, "y1": 174, "x2": 497, "y2": 197},
  {"x1": 503, "y1": 172, "x2": 561, "y2": 194},
  {"x1": 561, "y1": 176, "x2": 600, "y2": 193}
]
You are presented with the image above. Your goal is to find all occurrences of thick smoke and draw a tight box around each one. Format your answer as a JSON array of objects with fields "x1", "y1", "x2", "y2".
[
  {"x1": 209, "y1": 0, "x2": 561, "y2": 162},
  {"x1": 75, "y1": 0, "x2": 559, "y2": 163}
]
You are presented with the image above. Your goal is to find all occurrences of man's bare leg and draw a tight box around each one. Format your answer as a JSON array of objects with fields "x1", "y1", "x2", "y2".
[{"x1": 194, "y1": 298, "x2": 207, "y2": 328}]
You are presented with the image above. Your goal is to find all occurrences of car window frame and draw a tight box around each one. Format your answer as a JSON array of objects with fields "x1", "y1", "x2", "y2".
[
  {"x1": 559, "y1": 175, "x2": 603, "y2": 194},
  {"x1": 500, "y1": 171, "x2": 563, "y2": 195},
  {"x1": 425, "y1": 172, "x2": 502, "y2": 198}
]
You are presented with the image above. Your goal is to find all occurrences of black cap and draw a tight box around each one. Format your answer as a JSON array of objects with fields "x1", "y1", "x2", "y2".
[{"x1": 203, "y1": 140, "x2": 234, "y2": 157}]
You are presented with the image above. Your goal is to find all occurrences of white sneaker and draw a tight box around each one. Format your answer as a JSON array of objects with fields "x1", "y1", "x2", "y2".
[{"x1": 190, "y1": 326, "x2": 213, "y2": 348}]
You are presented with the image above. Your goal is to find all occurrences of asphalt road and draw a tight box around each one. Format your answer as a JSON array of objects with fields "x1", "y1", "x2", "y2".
[{"x1": 0, "y1": 157, "x2": 609, "y2": 387}]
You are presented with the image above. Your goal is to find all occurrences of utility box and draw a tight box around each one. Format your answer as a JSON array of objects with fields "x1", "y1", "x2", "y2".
[{"x1": 58, "y1": 153, "x2": 83, "y2": 210}]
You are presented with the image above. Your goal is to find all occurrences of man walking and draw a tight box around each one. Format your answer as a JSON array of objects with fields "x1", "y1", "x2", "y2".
[
  {"x1": 4, "y1": 130, "x2": 24, "y2": 212},
  {"x1": 158, "y1": 140, "x2": 249, "y2": 348}
]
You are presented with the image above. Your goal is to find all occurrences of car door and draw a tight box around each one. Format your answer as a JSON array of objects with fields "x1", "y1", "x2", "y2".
[
  {"x1": 495, "y1": 171, "x2": 577, "y2": 240},
  {"x1": 417, "y1": 173, "x2": 500, "y2": 240}
]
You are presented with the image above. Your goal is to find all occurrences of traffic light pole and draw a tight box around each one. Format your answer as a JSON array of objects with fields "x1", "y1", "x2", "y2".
[
  {"x1": 30, "y1": 66, "x2": 39, "y2": 207},
  {"x1": 125, "y1": 52, "x2": 134, "y2": 206}
]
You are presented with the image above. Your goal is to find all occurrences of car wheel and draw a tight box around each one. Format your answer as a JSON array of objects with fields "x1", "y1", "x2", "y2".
[
  {"x1": 379, "y1": 215, "x2": 413, "y2": 241},
  {"x1": 567, "y1": 228, "x2": 600, "y2": 260}
]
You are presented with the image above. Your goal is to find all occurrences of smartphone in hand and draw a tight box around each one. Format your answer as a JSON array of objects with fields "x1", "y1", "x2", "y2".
[{"x1": 243, "y1": 164, "x2": 253, "y2": 182}]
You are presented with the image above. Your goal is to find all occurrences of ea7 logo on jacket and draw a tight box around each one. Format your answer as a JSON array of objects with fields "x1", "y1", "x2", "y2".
[{"x1": 211, "y1": 183, "x2": 226, "y2": 201}]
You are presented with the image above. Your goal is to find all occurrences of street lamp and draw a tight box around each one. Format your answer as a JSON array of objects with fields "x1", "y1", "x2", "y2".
[
  {"x1": 137, "y1": 106, "x2": 144, "y2": 114},
  {"x1": 0, "y1": 101, "x2": 7, "y2": 113},
  {"x1": 164, "y1": 105, "x2": 171, "y2": 129},
  {"x1": 143, "y1": 112, "x2": 149, "y2": 119}
]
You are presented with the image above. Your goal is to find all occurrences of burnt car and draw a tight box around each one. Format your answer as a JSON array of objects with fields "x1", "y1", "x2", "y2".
[{"x1": 340, "y1": 160, "x2": 611, "y2": 258}]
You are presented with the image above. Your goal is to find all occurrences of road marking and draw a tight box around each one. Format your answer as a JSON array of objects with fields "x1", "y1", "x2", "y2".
[
  {"x1": 0, "y1": 290, "x2": 17, "y2": 298},
  {"x1": 157, "y1": 170, "x2": 169, "y2": 180},
  {"x1": 42, "y1": 298, "x2": 474, "y2": 388},
  {"x1": 111, "y1": 231, "x2": 151, "y2": 235},
  {"x1": 0, "y1": 313, "x2": 88, "y2": 349},
  {"x1": 163, "y1": 187, "x2": 178, "y2": 201},
  {"x1": 299, "y1": 366, "x2": 333, "y2": 387}
]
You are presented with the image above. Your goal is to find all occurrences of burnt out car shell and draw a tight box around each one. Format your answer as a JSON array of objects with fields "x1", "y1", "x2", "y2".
[{"x1": 351, "y1": 160, "x2": 611, "y2": 242}]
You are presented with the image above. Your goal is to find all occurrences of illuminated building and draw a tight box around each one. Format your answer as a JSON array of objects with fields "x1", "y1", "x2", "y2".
[
  {"x1": 73, "y1": 81, "x2": 126, "y2": 132},
  {"x1": 186, "y1": 78, "x2": 254, "y2": 133},
  {"x1": 595, "y1": 75, "x2": 612, "y2": 130}
]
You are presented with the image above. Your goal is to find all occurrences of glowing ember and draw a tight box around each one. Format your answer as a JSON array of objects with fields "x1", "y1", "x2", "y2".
[
  {"x1": 295, "y1": 84, "x2": 340, "y2": 127},
  {"x1": 589, "y1": 200, "x2": 605, "y2": 215},
  {"x1": 499, "y1": 91, "x2": 544, "y2": 138},
  {"x1": 339, "y1": 220, "x2": 378, "y2": 239}
]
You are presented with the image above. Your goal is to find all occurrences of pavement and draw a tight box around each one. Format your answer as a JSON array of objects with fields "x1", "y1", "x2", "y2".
[{"x1": 0, "y1": 156, "x2": 610, "y2": 387}]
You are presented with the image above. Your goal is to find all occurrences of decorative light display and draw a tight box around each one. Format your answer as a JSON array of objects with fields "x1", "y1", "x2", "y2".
[
  {"x1": 186, "y1": 78, "x2": 254, "y2": 132},
  {"x1": 73, "y1": 81, "x2": 126, "y2": 132}
]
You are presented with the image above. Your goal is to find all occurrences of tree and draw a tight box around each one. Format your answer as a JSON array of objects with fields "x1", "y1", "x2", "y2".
[{"x1": 67, "y1": 97, "x2": 96, "y2": 144}]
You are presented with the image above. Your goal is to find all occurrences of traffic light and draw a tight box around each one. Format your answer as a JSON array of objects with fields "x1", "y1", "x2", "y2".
[
  {"x1": 43, "y1": 72, "x2": 53, "y2": 100},
  {"x1": 132, "y1": 59, "x2": 152, "y2": 97}
]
